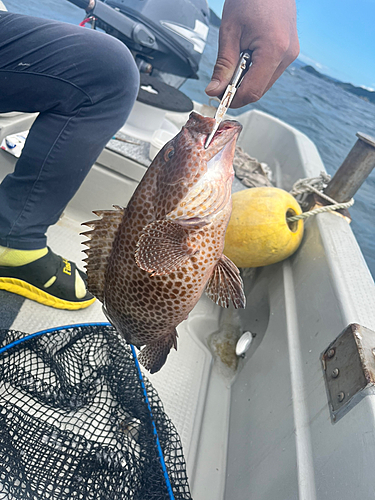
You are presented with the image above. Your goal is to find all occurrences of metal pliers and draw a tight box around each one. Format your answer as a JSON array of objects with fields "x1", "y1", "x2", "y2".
[{"x1": 205, "y1": 51, "x2": 252, "y2": 149}]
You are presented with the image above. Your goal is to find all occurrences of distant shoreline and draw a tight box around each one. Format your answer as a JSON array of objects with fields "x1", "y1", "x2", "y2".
[{"x1": 301, "y1": 65, "x2": 375, "y2": 105}]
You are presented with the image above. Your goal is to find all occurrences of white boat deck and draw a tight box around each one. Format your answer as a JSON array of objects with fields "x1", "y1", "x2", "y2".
[{"x1": 1, "y1": 106, "x2": 375, "y2": 499}]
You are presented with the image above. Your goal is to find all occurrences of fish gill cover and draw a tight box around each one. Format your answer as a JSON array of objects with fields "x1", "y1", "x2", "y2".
[{"x1": 0, "y1": 324, "x2": 191, "y2": 500}]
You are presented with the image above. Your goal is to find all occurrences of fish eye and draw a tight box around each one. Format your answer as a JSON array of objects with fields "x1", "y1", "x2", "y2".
[{"x1": 165, "y1": 147, "x2": 175, "y2": 161}]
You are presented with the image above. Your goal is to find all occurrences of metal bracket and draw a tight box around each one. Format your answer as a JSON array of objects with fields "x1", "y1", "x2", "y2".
[{"x1": 321, "y1": 324, "x2": 375, "y2": 423}]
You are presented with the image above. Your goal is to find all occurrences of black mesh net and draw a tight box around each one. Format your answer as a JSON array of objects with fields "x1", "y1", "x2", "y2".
[{"x1": 0, "y1": 324, "x2": 191, "y2": 500}]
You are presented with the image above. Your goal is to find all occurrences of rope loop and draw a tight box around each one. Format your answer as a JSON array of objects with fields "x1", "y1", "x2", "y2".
[
  {"x1": 290, "y1": 172, "x2": 331, "y2": 209},
  {"x1": 288, "y1": 172, "x2": 354, "y2": 222}
]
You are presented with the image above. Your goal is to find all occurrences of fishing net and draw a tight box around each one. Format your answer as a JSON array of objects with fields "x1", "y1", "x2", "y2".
[{"x1": 0, "y1": 324, "x2": 191, "y2": 500}]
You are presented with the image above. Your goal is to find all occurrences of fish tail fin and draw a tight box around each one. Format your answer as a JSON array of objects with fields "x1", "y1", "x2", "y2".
[
  {"x1": 137, "y1": 330, "x2": 178, "y2": 374},
  {"x1": 81, "y1": 206, "x2": 125, "y2": 302}
]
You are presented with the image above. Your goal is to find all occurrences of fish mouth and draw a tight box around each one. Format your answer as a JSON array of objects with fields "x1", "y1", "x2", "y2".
[{"x1": 204, "y1": 119, "x2": 242, "y2": 161}]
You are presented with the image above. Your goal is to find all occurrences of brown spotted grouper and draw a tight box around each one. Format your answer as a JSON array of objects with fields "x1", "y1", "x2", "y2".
[{"x1": 83, "y1": 111, "x2": 245, "y2": 373}]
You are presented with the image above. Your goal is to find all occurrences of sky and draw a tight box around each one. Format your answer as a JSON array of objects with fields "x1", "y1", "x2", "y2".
[{"x1": 208, "y1": 0, "x2": 375, "y2": 90}]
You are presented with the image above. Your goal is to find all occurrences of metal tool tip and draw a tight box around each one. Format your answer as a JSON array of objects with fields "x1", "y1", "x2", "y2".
[{"x1": 204, "y1": 130, "x2": 215, "y2": 149}]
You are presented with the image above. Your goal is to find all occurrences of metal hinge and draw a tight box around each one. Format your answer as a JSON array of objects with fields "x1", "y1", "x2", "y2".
[{"x1": 321, "y1": 323, "x2": 375, "y2": 423}]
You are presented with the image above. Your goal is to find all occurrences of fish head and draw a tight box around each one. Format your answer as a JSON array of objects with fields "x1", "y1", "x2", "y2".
[
  {"x1": 183, "y1": 111, "x2": 242, "y2": 164},
  {"x1": 154, "y1": 111, "x2": 242, "y2": 219}
]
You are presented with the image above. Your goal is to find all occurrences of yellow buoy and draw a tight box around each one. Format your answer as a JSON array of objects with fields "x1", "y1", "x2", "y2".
[{"x1": 224, "y1": 187, "x2": 304, "y2": 268}]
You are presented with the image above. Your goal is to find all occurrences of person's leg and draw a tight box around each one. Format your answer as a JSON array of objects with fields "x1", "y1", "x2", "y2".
[
  {"x1": 0, "y1": 12, "x2": 139, "y2": 308},
  {"x1": 0, "y1": 12, "x2": 139, "y2": 248}
]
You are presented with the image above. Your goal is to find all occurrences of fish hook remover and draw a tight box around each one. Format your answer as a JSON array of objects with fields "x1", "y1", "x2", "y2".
[{"x1": 204, "y1": 50, "x2": 252, "y2": 149}]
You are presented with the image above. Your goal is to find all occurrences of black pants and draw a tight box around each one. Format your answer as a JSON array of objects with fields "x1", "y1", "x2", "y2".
[{"x1": 0, "y1": 12, "x2": 139, "y2": 249}]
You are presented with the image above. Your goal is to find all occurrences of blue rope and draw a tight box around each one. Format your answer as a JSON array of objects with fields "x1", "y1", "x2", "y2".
[
  {"x1": 130, "y1": 344, "x2": 176, "y2": 500},
  {"x1": 0, "y1": 322, "x2": 175, "y2": 499}
]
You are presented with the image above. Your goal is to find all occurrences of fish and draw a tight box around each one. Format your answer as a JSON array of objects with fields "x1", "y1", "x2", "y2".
[{"x1": 82, "y1": 111, "x2": 246, "y2": 373}]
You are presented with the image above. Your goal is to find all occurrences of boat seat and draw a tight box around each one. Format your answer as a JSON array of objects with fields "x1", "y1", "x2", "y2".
[{"x1": 0, "y1": 112, "x2": 37, "y2": 143}]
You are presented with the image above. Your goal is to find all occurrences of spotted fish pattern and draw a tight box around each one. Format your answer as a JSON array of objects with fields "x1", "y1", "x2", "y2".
[{"x1": 83, "y1": 112, "x2": 245, "y2": 373}]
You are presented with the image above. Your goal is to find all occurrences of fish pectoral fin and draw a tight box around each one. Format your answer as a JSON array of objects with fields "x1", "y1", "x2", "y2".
[
  {"x1": 135, "y1": 219, "x2": 198, "y2": 276},
  {"x1": 205, "y1": 254, "x2": 246, "y2": 309},
  {"x1": 137, "y1": 330, "x2": 178, "y2": 373}
]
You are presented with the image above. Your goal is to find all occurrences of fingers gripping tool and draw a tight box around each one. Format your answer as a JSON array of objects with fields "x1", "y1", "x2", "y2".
[{"x1": 205, "y1": 51, "x2": 252, "y2": 149}]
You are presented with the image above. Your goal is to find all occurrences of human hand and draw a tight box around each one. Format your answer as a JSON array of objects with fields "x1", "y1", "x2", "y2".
[{"x1": 205, "y1": 0, "x2": 299, "y2": 108}]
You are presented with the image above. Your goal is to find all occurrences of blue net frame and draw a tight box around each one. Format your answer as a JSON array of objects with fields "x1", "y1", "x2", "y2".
[{"x1": 0, "y1": 323, "x2": 191, "y2": 500}]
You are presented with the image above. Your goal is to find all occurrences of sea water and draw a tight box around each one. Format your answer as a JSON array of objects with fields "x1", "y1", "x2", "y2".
[{"x1": 2, "y1": 0, "x2": 375, "y2": 279}]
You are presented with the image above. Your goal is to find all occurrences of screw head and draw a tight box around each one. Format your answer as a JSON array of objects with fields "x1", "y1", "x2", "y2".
[
  {"x1": 327, "y1": 348, "x2": 335, "y2": 358},
  {"x1": 331, "y1": 368, "x2": 340, "y2": 378},
  {"x1": 337, "y1": 392, "x2": 345, "y2": 403}
]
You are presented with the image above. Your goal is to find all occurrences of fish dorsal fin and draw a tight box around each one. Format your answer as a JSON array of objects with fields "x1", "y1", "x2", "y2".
[
  {"x1": 135, "y1": 219, "x2": 200, "y2": 276},
  {"x1": 81, "y1": 206, "x2": 125, "y2": 302},
  {"x1": 205, "y1": 254, "x2": 246, "y2": 309}
]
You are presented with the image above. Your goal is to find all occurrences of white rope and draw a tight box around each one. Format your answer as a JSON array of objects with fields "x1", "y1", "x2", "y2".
[
  {"x1": 290, "y1": 172, "x2": 331, "y2": 209},
  {"x1": 287, "y1": 198, "x2": 354, "y2": 222},
  {"x1": 288, "y1": 172, "x2": 354, "y2": 222},
  {"x1": 299, "y1": 184, "x2": 338, "y2": 205}
]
